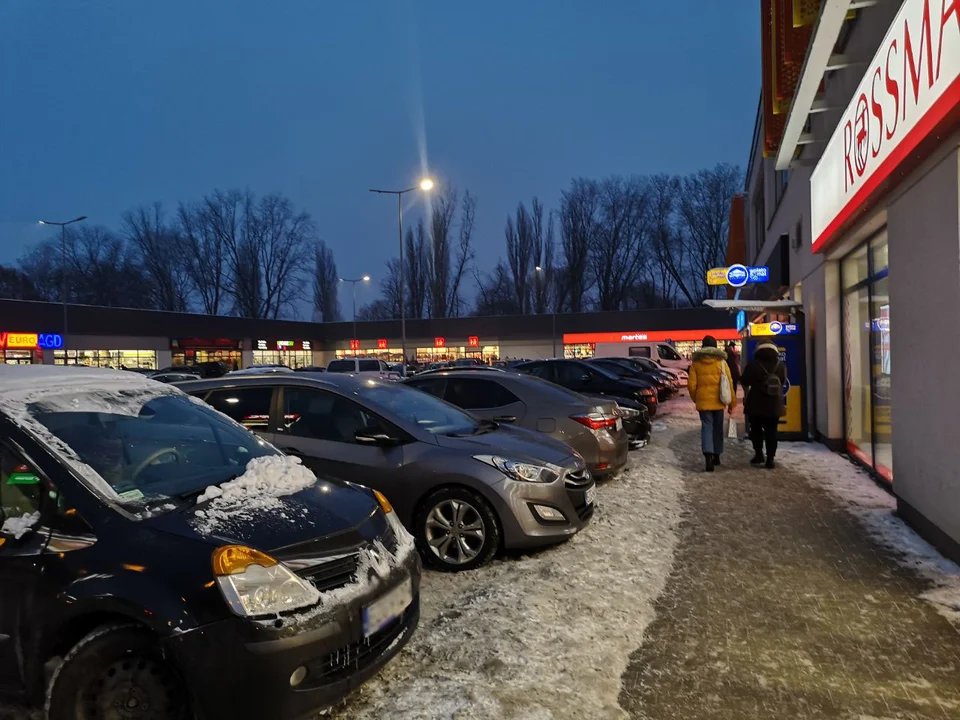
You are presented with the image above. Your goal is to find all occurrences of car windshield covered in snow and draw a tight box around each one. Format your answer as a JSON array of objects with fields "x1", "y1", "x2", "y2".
[
  {"x1": 359, "y1": 381, "x2": 482, "y2": 436},
  {"x1": 27, "y1": 390, "x2": 277, "y2": 507}
]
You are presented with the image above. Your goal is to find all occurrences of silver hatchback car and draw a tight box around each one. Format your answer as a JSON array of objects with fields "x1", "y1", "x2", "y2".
[
  {"x1": 179, "y1": 374, "x2": 596, "y2": 572},
  {"x1": 404, "y1": 369, "x2": 629, "y2": 478}
]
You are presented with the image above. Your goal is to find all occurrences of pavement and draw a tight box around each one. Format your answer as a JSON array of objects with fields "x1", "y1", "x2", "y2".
[{"x1": 619, "y1": 423, "x2": 960, "y2": 720}]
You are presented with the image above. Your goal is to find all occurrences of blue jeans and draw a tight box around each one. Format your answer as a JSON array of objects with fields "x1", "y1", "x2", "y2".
[{"x1": 699, "y1": 410, "x2": 725, "y2": 455}]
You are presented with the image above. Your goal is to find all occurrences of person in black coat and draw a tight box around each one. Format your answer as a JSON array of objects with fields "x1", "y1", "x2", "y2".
[
  {"x1": 740, "y1": 342, "x2": 787, "y2": 469},
  {"x1": 725, "y1": 342, "x2": 742, "y2": 393}
]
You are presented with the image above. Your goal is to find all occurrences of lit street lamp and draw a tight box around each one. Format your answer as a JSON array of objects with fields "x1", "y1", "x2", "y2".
[
  {"x1": 341, "y1": 275, "x2": 371, "y2": 346},
  {"x1": 368, "y1": 178, "x2": 435, "y2": 375},
  {"x1": 39, "y1": 215, "x2": 87, "y2": 357}
]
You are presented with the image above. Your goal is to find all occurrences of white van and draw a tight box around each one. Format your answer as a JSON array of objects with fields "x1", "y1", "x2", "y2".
[
  {"x1": 620, "y1": 342, "x2": 690, "y2": 371},
  {"x1": 326, "y1": 358, "x2": 401, "y2": 380}
]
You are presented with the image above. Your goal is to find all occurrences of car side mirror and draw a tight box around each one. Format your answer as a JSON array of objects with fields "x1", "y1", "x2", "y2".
[
  {"x1": 355, "y1": 430, "x2": 400, "y2": 447},
  {"x1": 580, "y1": 374, "x2": 592, "y2": 385}
]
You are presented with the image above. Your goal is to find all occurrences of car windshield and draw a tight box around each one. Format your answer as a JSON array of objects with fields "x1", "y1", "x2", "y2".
[
  {"x1": 26, "y1": 390, "x2": 277, "y2": 509},
  {"x1": 358, "y1": 381, "x2": 482, "y2": 436}
]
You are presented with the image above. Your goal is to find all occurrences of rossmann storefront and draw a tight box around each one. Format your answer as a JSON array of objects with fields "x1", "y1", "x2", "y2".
[{"x1": 792, "y1": 0, "x2": 960, "y2": 559}]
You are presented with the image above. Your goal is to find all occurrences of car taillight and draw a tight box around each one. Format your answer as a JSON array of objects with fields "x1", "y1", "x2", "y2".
[{"x1": 571, "y1": 413, "x2": 618, "y2": 431}]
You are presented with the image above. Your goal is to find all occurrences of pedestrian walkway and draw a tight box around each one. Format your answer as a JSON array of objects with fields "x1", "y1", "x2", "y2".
[{"x1": 619, "y1": 427, "x2": 960, "y2": 720}]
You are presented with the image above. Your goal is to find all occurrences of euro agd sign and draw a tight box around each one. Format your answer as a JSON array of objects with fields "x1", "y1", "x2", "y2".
[{"x1": 706, "y1": 264, "x2": 770, "y2": 288}]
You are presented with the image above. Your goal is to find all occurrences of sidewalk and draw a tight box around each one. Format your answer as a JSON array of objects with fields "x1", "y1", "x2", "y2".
[{"x1": 619, "y1": 424, "x2": 960, "y2": 719}]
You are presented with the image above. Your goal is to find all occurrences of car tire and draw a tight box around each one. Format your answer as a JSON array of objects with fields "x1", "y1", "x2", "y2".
[
  {"x1": 415, "y1": 487, "x2": 500, "y2": 572},
  {"x1": 47, "y1": 623, "x2": 191, "y2": 720}
]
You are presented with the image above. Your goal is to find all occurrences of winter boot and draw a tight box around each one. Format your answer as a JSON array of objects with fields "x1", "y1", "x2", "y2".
[
  {"x1": 713, "y1": 454, "x2": 721, "y2": 467},
  {"x1": 750, "y1": 453, "x2": 765, "y2": 465},
  {"x1": 765, "y1": 456, "x2": 776, "y2": 469},
  {"x1": 704, "y1": 453, "x2": 715, "y2": 472}
]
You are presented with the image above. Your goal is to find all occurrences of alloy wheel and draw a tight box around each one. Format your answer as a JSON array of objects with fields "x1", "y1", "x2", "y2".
[{"x1": 424, "y1": 499, "x2": 486, "y2": 565}]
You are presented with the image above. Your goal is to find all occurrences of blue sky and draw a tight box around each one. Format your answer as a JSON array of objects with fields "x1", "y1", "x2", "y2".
[{"x1": 0, "y1": 0, "x2": 758, "y2": 315}]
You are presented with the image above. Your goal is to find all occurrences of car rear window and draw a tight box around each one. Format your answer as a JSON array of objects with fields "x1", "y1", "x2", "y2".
[{"x1": 327, "y1": 360, "x2": 355, "y2": 373}]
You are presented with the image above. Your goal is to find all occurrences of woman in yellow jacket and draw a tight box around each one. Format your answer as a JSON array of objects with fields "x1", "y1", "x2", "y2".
[{"x1": 688, "y1": 335, "x2": 737, "y2": 472}]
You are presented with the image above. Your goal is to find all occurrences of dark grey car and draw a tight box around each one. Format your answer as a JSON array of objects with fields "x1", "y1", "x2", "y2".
[
  {"x1": 403, "y1": 369, "x2": 629, "y2": 478},
  {"x1": 178, "y1": 374, "x2": 596, "y2": 572}
]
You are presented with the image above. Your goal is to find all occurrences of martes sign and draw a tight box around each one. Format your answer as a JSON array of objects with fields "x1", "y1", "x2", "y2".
[{"x1": 811, "y1": 0, "x2": 960, "y2": 252}]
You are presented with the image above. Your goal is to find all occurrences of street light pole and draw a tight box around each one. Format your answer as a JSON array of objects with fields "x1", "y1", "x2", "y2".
[
  {"x1": 340, "y1": 275, "x2": 371, "y2": 348},
  {"x1": 369, "y1": 178, "x2": 434, "y2": 376},
  {"x1": 39, "y1": 216, "x2": 87, "y2": 361}
]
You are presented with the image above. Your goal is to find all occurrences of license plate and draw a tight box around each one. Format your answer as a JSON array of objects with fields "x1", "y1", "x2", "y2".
[
  {"x1": 615, "y1": 418, "x2": 623, "y2": 431},
  {"x1": 362, "y1": 578, "x2": 412, "y2": 637},
  {"x1": 584, "y1": 485, "x2": 597, "y2": 506}
]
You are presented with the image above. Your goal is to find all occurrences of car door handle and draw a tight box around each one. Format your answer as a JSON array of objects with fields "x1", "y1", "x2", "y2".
[{"x1": 493, "y1": 415, "x2": 517, "y2": 423}]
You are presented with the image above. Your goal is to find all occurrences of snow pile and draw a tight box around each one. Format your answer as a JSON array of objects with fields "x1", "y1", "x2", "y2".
[
  {"x1": 331, "y1": 424, "x2": 688, "y2": 720},
  {"x1": 777, "y1": 443, "x2": 960, "y2": 625},
  {"x1": 192, "y1": 455, "x2": 316, "y2": 534},
  {"x1": 1, "y1": 511, "x2": 40, "y2": 539}
]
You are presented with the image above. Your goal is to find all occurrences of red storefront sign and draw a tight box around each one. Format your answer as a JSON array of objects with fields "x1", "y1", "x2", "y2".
[
  {"x1": 349, "y1": 339, "x2": 361, "y2": 351},
  {"x1": 377, "y1": 338, "x2": 388, "y2": 350},
  {"x1": 434, "y1": 337, "x2": 446, "y2": 348},
  {"x1": 468, "y1": 336, "x2": 480, "y2": 348},
  {"x1": 563, "y1": 329, "x2": 741, "y2": 344},
  {"x1": 811, "y1": 0, "x2": 960, "y2": 252},
  {"x1": 171, "y1": 337, "x2": 242, "y2": 349},
  {"x1": 0, "y1": 332, "x2": 39, "y2": 350}
]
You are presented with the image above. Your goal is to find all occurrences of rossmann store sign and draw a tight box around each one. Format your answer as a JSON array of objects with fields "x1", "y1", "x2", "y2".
[{"x1": 811, "y1": 0, "x2": 960, "y2": 252}]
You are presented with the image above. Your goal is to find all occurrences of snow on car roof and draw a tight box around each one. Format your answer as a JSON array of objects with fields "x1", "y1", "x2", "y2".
[
  {"x1": 0, "y1": 366, "x2": 178, "y2": 500},
  {"x1": 0, "y1": 365, "x2": 160, "y2": 399}
]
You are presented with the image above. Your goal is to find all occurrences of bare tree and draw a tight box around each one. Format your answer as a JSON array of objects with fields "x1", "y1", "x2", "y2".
[
  {"x1": 505, "y1": 202, "x2": 536, "y2": 314},
  {"x1": 313, "y1": 240, "x2": 342, "y2": 322},
  {"x1": 647, "y1": 174, "x2": 682, "y2": 307},
  {"x1": 473, "y1": 262, "x2": 520, "y2": 316},
  {"x1": 557, "y1": 179, "x2": 598, "y2": 313},
  {"x1": 20, "y1": 226, "x2": 150, "y2": 308},
  {"x1": 223, "y1": 192, "x2": 312, "y2": 319},
  {"x1": 122, "y1": 203, "x2": 192, "y2": 311},
  {"x1": 530, "y1": 199, "x2": 554, "y2": 314},
  {"x1": 446, "y1": 191, "x2": 476, "y2": 317},
  {"x1": 426, "y1": 190, "x2": 457, "y2": 318},
  {"x1": 589, "y1": 176, "x2": 652, "y2": 312},
  {"x1": 0, "y1": 265, "x2": 38, "y2": 300},
  {"x1": 660, "y1": 163, "x2": 744, "y2": 305},
  {"x1": 405, "y1": 221, "x2": 429, "y2": 320},
  {"x1": 177, "y1": 191, "x2": 233, "y2": 315}
]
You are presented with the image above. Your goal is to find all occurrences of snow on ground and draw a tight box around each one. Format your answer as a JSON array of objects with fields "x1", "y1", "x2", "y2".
[
  {"x1": 777, "y1": 442, "x2": 960, "y2": 625},
  {"x1": 330, "y1": 403, "x2": 689, "y2": 720}
]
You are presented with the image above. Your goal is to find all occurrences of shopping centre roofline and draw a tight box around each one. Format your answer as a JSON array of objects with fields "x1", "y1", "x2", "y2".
[{"x1": 775, "y1": 0, "x2": 856, "y2": 171}]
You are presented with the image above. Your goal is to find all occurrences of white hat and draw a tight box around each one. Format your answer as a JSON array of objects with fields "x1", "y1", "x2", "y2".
[{"x1": 756, "y1": 342, "x2": 780, "y2": 353}]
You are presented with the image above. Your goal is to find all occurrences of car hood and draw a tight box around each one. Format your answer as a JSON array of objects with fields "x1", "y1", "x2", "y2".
[
  {"x1": 434, "y1": 424, "x2": 577, "y2": 467},
  {"x1": 144, "y1": 478, "x2": 382, "y2": 554}
]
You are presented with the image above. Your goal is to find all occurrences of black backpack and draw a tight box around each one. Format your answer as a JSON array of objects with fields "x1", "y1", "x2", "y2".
[{"x1": 763, "y1": 363, "x2": 784, "y2": 396}]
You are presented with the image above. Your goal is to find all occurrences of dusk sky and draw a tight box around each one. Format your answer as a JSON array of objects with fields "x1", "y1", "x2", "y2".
[{"x1": 0, "y1": 0, "x2": 759, "y2": 315}]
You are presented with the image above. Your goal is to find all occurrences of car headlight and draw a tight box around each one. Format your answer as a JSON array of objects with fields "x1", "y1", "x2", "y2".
[
  {"x1": 473, "y1": 455, "x2": 560, "y2": 484},
  {"x1": 617, "y1": 405, "x2": 640, "y2": 418},
  {"x1": 212, "y1": 545, "x2": 320, "y2": 617}
]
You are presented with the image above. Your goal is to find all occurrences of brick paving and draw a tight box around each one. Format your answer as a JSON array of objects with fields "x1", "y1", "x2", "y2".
[{"x1": 619, "y1": 427, "x2": 960, "y2": 720}]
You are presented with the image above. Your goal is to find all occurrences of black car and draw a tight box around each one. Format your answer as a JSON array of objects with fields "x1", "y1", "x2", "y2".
[
  {"x1": 616, "y1": 356, "x2": 682, "y2": 392},
  {"x1": 0, "y1": 367, "x2": 419, "y2": 719},
  {"x1": 515, "y1": 359, "x2": 660, "y2": 416},
  {"x1": 588, "y1": 357, "x2": 673, "y2": 401}
]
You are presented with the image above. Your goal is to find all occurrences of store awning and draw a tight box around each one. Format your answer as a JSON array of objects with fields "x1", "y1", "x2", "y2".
[
  {"x1": 775, "y1": 0, "x2": 868, "y2": 171},
  {"x1": 703, "y1": 299, "x2": 803, "y2": 311}
]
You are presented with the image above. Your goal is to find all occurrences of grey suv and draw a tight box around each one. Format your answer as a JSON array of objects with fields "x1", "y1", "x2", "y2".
[
  {"x1": 179, "y1": 374, "x2": 595, "y2": 571},
  {"x1": 404, "y1": 369, "x2": 628, "y2": 478}
]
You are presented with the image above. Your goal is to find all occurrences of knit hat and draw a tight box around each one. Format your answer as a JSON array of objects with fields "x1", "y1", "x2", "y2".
[
  {"x1": 755, "y1": 342, "x2": 780, "y2": 354},
  {"x1": 702, "y1": 335, "x2": 718, "y2": 348}
]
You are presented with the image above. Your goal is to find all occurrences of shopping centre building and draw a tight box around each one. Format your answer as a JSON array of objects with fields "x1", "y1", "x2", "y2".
[
  {"x1": 743, "y1": 0, "x2": 960, "y2": 559},
  {"x1": 0, "y1": 298, "x2": 737, "y2": 371}
]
